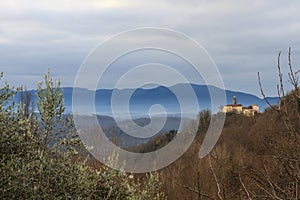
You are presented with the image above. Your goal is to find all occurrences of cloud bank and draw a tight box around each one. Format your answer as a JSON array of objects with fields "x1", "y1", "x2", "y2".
[{"x1": 0, "y1": 0, "x2": 300, "y2": 96}]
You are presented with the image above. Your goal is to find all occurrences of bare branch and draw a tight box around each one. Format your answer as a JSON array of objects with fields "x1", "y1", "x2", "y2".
[
  {"x1": 288, "y1": 47, "x2": 298, "y2": 89},
  {"x1": 239, "y1": 173, "x2": 252, "y2": 200},
  {"x1": 262, "y1": 162, "x2": 285, "y2": 199},
  {"x1": 277, "y1": 51, "x2": 285, "y2": 98},
  {"x1": 209, "y1": 154, "x2": 222, "y2": 200},
  {"x1": 257, "y1": 72, "x2": 279, "y2": 111}
]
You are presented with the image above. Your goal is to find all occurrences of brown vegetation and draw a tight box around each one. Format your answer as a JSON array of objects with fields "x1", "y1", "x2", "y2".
[{"x1": 133, "y1": 48, "x2": 300, "y2": 199}]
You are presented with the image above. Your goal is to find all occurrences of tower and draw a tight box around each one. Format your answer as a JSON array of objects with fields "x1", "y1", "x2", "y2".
[{"x1": 233, "y1": 96, "x2": 237, "y2": 105}]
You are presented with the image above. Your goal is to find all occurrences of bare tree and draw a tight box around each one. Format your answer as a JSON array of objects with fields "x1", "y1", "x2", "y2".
[
  {"x1": 255, "y1": 47, "x2": 300, "y2": 199},
  {"x1": 258, "y1": 47, "x2": 299, "y2": 137}
]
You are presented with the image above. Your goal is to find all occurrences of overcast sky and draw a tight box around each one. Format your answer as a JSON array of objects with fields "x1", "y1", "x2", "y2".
[{"x1": 0, "y1": 0, "x2": 300, "y2": 96}]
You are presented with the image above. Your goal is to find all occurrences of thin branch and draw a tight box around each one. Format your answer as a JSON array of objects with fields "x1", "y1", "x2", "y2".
[
  {"x1": 239, "y1": 173, "x2": 252, "y2": 200},
  {"x1": 250, "y1": 161, "x2": 285, "y2": 200},
  {"x1": 288, "y1": 47, "x2": 298, "y2": 89},
  {"x1": 262, "y1": 163, "x2": 285, "y2": 199},
  {"x1": 258, "y1": 72, "x2": 279, "y2": 111},
  {"x1": 254, "y1": 180, "x2": 279, "y2": 200},
  {"x1": 277, "y1": 84, "x2": 282, "y2": 103},
  {"x1": 197, "y1": 164, "x2": 201, "y2": 200},
  {"x1": 277, "y1": 51, "x2": 285, "y2": 98},
  {"x1": 296, "y1": 180, "x2": 298, "y2": 200},
  {"x1": 209, "y1": 154, "x2": 222, "y2": 200},
  {"x1": 287, "y1": 48, "x2": 300, "y2": 119}
]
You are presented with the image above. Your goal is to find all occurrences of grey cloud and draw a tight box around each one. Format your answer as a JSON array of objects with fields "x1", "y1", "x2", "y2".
[{"x1": 0, "y1": 0, "x2": 299, "y2": 96}]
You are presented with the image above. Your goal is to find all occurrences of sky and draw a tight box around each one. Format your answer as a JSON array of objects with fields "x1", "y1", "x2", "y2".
[{"x1": 0, "y1": 0, "x2": 300, "y2": 96}]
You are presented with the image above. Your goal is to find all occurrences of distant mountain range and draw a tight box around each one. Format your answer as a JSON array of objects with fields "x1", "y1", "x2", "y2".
[
  {"x1": 16, "y1": 84, "x2": 279, "y2": 117},
  {"x1": 15, "y1": 84, "x2": 279, "y2": 146}
]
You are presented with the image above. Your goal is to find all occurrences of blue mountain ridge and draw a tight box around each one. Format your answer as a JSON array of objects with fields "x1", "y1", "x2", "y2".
[{"x1": 16, "y1": 83, "x2": 279, "y2": 117}]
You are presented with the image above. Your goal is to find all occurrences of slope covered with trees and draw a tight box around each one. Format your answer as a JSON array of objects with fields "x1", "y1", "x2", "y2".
[{"x1": 133, "y1": 49, "x2": 300, "y2": 199}]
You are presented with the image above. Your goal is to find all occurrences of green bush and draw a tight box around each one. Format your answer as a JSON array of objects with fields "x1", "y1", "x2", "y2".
[{"x1": 0, "y1": 71, "x2": 166, "y2": 199}]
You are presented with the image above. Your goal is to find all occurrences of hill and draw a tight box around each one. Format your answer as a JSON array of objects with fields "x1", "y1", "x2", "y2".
[{"x1": 133, "y1": 90, "x2": 300, "y2": 199}]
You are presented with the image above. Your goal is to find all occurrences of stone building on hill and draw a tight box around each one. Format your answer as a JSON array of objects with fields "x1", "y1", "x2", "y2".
[
  {"x1": 222, "y1": 96, "x2": 259, "y2": 116},
  {"x1": 242, "y1": 104, "x2": 260, "y2": 116}
]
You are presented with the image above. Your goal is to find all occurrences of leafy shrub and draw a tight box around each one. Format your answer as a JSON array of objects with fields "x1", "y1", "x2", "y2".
[{"x1": 0, "y1": 71, "x2": 166, "y2": 199}]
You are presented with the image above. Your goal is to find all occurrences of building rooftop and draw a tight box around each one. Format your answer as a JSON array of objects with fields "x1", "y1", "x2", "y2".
[{"x1": 224, "y1": 104, "x2": 243, "y2": 107}]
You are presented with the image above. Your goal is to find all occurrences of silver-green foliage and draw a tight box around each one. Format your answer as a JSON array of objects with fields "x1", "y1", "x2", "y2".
[
  {"x1": 37, "y1": 68, "x2": 65, "y2": 142},
  {"x1": 0, "y1": 71, "x2": 166, "y2": 199}
]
